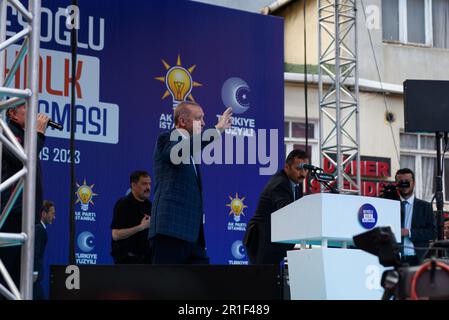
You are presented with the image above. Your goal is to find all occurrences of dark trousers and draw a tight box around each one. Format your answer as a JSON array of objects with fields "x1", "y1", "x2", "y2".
[
  {"x1": 113, "y1": 253, "x2": 150, "y2": 264},
  {"x1": 0, "y1": 246, "x2": 21, "y2": 288},
  {"x1": 33, "y1": 280, "x2": 45, "y2": 300},
  {"x1": 247, "y1": 243, "x2": 292, "y2": 265},
  {"x1": 401, "y1": 255, "x2": 420, "y2": 266},
  {"x1": 0, "y1": 213, "x2": 22, "y2": 294},
  {"x1": 149, "y1": 234, "x2": 209, "y2": 265},
  {"x1": 245, "y1": 224, "x2": 293, "y2": 265}
]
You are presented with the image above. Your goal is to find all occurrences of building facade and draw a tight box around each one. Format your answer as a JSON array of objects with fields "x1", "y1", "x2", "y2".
[
  {"x1": 275, "y1": 0, "x2": 449, "y2": 207},
  {"x1": 195, "y1": 0, "x2": 449, "y2": 207}
]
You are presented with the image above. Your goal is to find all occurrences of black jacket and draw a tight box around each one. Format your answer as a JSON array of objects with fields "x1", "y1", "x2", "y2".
[
  {"x1": 243, "y1": 170, "x2": 302, "y2": 264},
  {"x1": 1, "y1": 120, "x2": 46, "y2": 230},
  {"x1": 407, "y1": 198, "x2": 436, "y2": 260}
]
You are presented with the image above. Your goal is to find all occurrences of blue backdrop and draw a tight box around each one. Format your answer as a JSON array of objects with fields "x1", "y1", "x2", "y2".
[{"x1": 5, "y1": 0, "x2": 284, "y2": 296}]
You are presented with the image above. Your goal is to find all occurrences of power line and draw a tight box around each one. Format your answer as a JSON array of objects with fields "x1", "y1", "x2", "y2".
[{"x1": 360, "y1": 0, "x2": 401, "y2": 167}]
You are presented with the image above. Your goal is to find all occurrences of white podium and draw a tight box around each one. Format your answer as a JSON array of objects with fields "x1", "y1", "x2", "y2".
[{"x1": 271, "y1": 193, "x2": 400, "y2": 300}]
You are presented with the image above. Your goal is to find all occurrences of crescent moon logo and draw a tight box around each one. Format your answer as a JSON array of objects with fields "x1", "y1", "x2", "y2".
[
  {"x1": 77, "y1": 231, "x2": 95, "y2": 253},
  {"x1": 231, "y1": 240, "x2": 246, "y2": 260},
  {"x1": 221, "y1": 77, "x2": 251, "y2": 115}
]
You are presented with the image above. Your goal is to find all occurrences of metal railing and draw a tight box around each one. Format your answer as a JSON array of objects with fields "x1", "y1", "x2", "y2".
[{"x1": 0, "y1": 0, "x2": 42, "y2": 300}]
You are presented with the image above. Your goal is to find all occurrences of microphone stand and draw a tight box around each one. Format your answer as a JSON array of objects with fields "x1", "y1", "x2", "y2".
[
  {"x1": 435, "y1": 132, "x2": 445, "y2": 245},
  {"x1": 310, "y1": 169, "x2": 339, "y2": 194}
]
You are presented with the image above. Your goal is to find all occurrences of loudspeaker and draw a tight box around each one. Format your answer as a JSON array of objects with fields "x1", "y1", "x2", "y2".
[
  {"x1": 50, "y1": 264, "x2": 281, "y2": 300},
  {"x1": 404, "y1": 80, "x2": 449, "y2": 132}
]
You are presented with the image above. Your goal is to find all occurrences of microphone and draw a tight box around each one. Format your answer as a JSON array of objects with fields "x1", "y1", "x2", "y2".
[
  {"x1": 314, "y1": 172, "x2": 335, "y2": 181},
  {"x1": 298, "y1": 163, "x2": 322, "y2": 171},
  {"x1": 47, "y1": 120, "x2": 63, "y2": 130}
]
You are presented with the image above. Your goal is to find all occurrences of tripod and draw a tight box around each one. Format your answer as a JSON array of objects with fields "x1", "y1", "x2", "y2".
[{"x1": 434, "y1": 132, "x2": 447, "y2": 244}]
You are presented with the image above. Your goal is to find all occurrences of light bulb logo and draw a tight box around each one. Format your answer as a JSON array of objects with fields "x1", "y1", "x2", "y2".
[
  {"x1": 166, "y1": 66, "x2": 192, "y2": 102},
  {"x1": 226, "y1": 193, "x2": 248, "y2": 222},
  {"x1": 75, "y1": 178, "x2": 98, "y2": 212},
  {"x1": 155, "y1": 54, "x2": 202, "y2": 108}
]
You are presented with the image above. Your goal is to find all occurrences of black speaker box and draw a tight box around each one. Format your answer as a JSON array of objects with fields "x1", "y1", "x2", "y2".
[{"x1": 404, "y1": 80, "x2": 449, "y2": 132}]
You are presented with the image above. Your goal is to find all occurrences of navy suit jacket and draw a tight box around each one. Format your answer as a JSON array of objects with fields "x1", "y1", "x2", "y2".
[
  {"x1": 34, "y1": 222, "x2": 47, "y2": 281},
  {"x1": 149, "y1": 129, "x2": 220, "y2": 243},
  {"x1": 408, "y1": 198, "x2": 436, "y2": 260}
]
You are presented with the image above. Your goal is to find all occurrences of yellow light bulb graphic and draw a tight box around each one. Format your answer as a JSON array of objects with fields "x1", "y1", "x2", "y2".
[
  {"x1": 231, "y1": 199, "x2": 243, "y2": 216},
  {"x1": 166, "y1": 66, "x2": 192, "y2": 104},
  {"x1": 78, "y1": 186, "x2": 92, "y2": 204},
  {"x1": 226, "y1": 193, "x2": 247, "y2": 222},
  {"x1": 155, "y1": 55, "x2": 202, "y2": 109},
  {"x1": 75, "y1": 179, "x2": 98, "y2": 212}
]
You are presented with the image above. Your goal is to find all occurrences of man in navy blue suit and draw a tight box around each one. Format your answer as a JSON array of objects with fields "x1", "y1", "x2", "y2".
[
  {"x1": 33, "y1": 200, "x2": 56, "y2": 300},
  {"x1": 149, "y1": 102, "x2": 232, "y2": 264},
  {"x1": 396, "y1": 168, "x2": 436, "y2": 265}
]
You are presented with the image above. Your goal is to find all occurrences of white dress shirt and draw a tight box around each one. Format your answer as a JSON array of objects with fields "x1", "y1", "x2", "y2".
[{"x1": 400, "y1": 194, "x2": 415, "y2": 256}]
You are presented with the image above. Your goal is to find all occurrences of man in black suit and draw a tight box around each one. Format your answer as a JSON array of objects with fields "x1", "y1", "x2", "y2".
[
  {"x1": 0, "y1": 104, "x2": 49, "y2": 293},
  {"x1": 243, "y1": 149, "x2": 309, "y2": 265},
  {"x1": 33, "y1": 200, "x2": 56, "y2": 300},
  {"x1": 396, "y1": 168, "x2": 436, "y2": 265}
]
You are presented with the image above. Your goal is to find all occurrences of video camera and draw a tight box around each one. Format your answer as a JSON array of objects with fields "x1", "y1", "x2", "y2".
[
  {"x1": 380, "y1": 180, "x2": 410, "y2": 201},
  {"x1": 353, "y1": 227, "x2": 449, "y2": 300}
]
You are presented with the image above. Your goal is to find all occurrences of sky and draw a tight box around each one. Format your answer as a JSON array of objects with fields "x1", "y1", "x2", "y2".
[{"x1": 191, "y1": 0, "x2": 275, "y2": 13}]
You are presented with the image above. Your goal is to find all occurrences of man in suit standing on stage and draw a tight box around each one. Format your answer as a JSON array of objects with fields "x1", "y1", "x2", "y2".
[
  {"x1": 396, "y1": 168, "x2": 436, "y2": 265},
  {"x1": 149, "y1": 102, "x2": 232, "y2": 264},
  {"x1": 243, "y1": 149, "x2": 309, "y2": 265},
  {"x1": 34, "y1": 200, "x2": 56, "y2": 300}
]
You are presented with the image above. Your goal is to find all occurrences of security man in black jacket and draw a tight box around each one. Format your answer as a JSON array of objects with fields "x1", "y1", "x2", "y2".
[{"x1": 243, "y1": 149, "x2": 309, "y2": 265}]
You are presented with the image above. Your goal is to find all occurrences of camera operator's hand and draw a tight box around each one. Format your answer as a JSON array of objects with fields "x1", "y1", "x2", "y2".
[
  {"x1": 36, "y1": 113, "x2": 50, "y2": 134},
  {"x1": 401, "y1": 228, "x2": 410, "y2": 237}
]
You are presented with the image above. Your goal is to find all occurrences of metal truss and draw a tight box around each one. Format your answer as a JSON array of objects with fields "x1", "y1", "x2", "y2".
[
  {"x1": 0, "y1": 0, "x2": 42, "y2": 300},
  {"x1": 318, "y1": 0, "x2": 361, "y2": 194}
]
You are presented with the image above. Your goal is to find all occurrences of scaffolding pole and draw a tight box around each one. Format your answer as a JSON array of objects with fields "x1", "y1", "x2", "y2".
[
  {"x1": 318, "y1": 0, "x2": 361, "y2": 194},
  {"x1": 0, "y1": 0, "x2": 42, "y2": 300}
]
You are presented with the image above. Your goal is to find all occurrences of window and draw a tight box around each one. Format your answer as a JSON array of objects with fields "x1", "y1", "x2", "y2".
[
  {"x1": 284, "y1": 120, "x2": 318, "y2": 164},
  {"x1": 433, "y1": 0, "x2": 449, "y2": 48},
  {"x1": 400, "y1": 132, "x2": 449, "y2": 203},
  {"x1": 407, "y1": 0, "x2": 426, "y2": 44},
  {"x1": 383, "y1": 0, "x2": 400, "y2": 41},
  {"x1": 382, "y1": 0, "x2": 449, "y2": 48}
]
